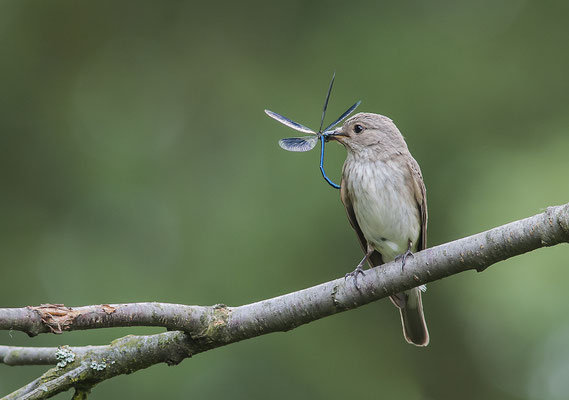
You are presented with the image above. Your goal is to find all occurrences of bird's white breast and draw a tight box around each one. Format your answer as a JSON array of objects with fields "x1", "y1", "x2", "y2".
[{"x1": 344, "y1": 157, "x2": 420, "y2": 262}]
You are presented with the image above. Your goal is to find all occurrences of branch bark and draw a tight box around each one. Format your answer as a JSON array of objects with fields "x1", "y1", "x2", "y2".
[{"x1": 1, "y1": 203, "x2": 568, "y2": 399}]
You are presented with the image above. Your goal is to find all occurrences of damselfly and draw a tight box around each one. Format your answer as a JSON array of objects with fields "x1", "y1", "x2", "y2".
[{"x1": 264, "y1": 73, "x2": 361, "y2": 189}]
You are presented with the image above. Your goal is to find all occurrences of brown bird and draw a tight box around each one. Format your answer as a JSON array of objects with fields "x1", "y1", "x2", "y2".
[{"x1": 328, "y1": 112, "x2": 429, "y2": 346}]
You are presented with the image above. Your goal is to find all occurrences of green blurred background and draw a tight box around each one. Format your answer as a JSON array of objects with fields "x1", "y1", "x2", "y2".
[{"x1": 1, "y1": 1, "x2": 569, "y2": 399}]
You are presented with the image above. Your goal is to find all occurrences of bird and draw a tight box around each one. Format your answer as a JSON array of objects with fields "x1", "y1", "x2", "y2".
[{"x1": 327, "y1": 112, "x2": 429, "y2": 346}]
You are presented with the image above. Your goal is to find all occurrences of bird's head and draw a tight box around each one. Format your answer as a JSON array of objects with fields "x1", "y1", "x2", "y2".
[{"x1": 327, "y1": 112, "x2": 407, "y2": 155}]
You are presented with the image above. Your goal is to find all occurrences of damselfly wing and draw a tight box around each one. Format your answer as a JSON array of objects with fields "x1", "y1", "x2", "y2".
[
  {"x1": 319, "y1": 71, "x2": 335, "y2": 133},
  {"x1": 323, "y1": 100, "x2": 361, "y2": 134},
  {"x1": 264, "y1": 110, "x2": 315, "y2": 135},
  {"x1": 264, "y1": 109, "x2": 320, "y2": 152},
  {"x1": 278, "y1": 136, "x2": 319, "y2": 152}
]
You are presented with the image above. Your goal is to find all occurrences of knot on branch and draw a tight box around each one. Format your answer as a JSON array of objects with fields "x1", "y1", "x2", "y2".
[
  {"x1": 554, "y1": 204, "x2": 569, "y2": 240},
  {"x1": 28, "y1": 304, "x2": 81, "y2": 334},
  {"x1": 27, "y1": 304, "x2": 116, "y2": 335},
  {"x1": 192, "y1": 304, "x2": 232, "y2": 348}
]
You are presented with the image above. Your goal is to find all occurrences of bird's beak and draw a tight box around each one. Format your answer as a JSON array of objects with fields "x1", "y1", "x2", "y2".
[{"x1": 325, "y1": 128, "x2": 348, "y2": 142}]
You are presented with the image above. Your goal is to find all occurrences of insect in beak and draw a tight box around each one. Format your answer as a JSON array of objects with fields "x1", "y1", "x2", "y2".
[
  {"x1": 324, "y1": 129, "x2": 348, "y2": 141},
  {"x1": 265, "y1": 72, "x2": 360, "y2": 189}
]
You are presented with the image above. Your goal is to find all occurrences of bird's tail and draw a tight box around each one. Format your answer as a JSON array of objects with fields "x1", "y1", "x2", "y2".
[{"x1": 390, "y1": 287, "x2": 429, "y2": 347}]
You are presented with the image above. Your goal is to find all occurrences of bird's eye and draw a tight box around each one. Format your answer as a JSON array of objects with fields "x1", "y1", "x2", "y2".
[{"x1": 353, "y1": 124, "x2": 364, "y2": 134}]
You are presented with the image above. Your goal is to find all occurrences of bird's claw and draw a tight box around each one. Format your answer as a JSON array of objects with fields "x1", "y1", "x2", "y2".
[
  {"x1": 395, "y1": 249, "x2": 414, "y2": 271},
  {"x1": 345, "y1": 265, "x2": 366, "y2": 290}
]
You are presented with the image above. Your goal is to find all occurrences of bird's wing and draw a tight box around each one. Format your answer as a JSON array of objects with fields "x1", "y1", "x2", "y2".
[
  {"x1": 407, "y1": 157, "x2": 428, "y2": 251},
  {"x1": 340, "y1": 179, "x2": 384, "y2": 267}
]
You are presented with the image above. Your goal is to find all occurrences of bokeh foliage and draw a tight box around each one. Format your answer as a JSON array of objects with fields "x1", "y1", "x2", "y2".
[{"x1": 1, "y1": 1, "x2": 569, "y2": 399}]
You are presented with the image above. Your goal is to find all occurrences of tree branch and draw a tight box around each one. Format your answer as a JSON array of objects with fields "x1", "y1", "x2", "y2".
[
  {"x1": 1, "y1": 203, "x2": 568, "y2": 399},
  {"x1": 2, "y1": 333, "x2": 193, "y2": 400},
  {"x1": 0, "y1": 303, "x2": 209, "y2": 337},
  {"x1": 0, "y1": 345, "x2": 105, "y2": 366}
]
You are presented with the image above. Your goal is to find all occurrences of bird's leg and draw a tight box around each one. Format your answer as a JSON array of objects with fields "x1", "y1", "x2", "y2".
[
  {"x1": 395, "y1": 239, "x2": 414, "y2": 271},
  {"x1": 345, "y1": 245, "x2": 374, "y2": 290}
]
